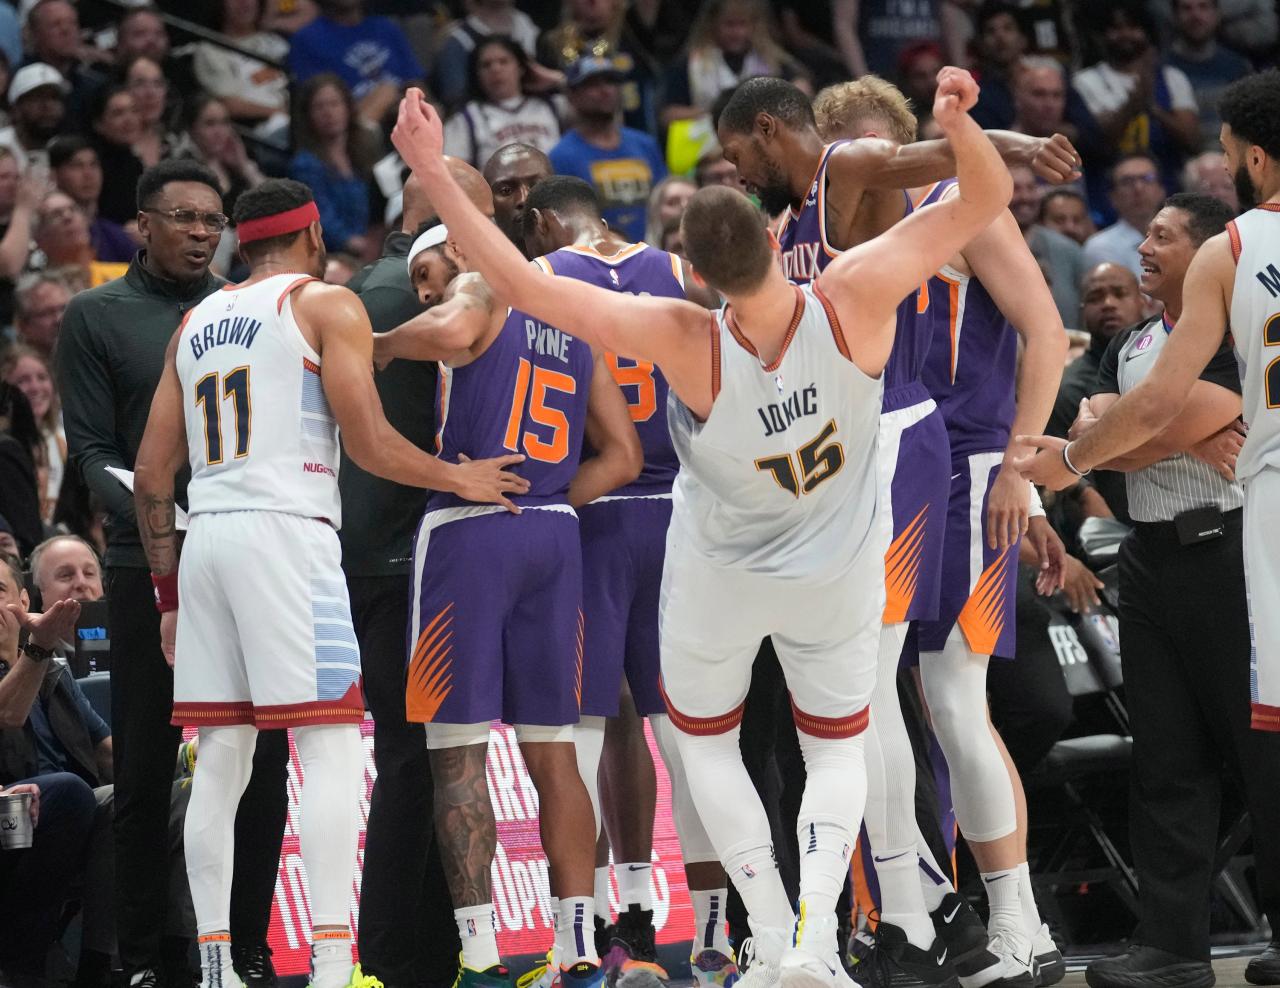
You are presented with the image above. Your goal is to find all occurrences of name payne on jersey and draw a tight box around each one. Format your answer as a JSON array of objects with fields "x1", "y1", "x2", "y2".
[
  {"x1": 188, "y1": 316, "x2": 263, "y2": 359},
  {"x1": 525, "y1": 318, "x2": 574, "y2": 364},
  {"x1": 758, "y1": 382, "x2": 819, "y2": 437}
]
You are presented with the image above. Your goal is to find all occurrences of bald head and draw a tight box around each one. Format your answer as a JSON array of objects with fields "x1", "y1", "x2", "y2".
[
  {"x1": 1080, "y1": 262, "x2": 1143, "y2": 340},
  {"x1": 484, "y1": 143, "x2": 554, "y2": 253},
  {"x1": 420, "y1": 157, "x2": 495, "y2": 226}
]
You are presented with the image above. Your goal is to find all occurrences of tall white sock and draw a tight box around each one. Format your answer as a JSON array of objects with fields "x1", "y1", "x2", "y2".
[
  {"x1": 617, "y1": 861, "x2": 652, "y2": 911},
  {"x1": 196, "y1": 933, "x2": 234, "y2": 988},
  {"x1": 555, "y1": 896, "x2": 599, "y2": 964},
  {"x1": 918, "y1": 848, "x2": 952, "y2": 912},
  {"x1": 981, "y1": 868, "x2": 1023, "y2": 934},
  {"x1": 1017, "y1": 862, "x2": 1043, "y2": 935},
  {"x1": 310, "y1": 930, "x2": 354, "y2": 988},
  {"x1": 455, "y1": 904, "x2": 501, "y2": 970},
  {"x1": 691, "y1": 888, "x2": 733, "y2": 955},
  {"x1": 875, "y1": 847, "x2": 936, "y2": 949},
  {"x1": 593, "y1": 868, "x2": 611, "y2": 922}
]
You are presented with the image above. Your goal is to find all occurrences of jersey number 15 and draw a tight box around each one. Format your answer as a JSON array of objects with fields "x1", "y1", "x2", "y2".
[{"x1": 754, "y1": 419, "x2": 845, "y2": 497}]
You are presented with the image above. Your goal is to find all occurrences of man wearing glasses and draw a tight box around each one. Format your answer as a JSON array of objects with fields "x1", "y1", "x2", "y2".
[
  {"x1": 1083, "y1": 154, "x2": 1168, "y2": 280},
  {"x1": 57, "y1": 160, "x2": 289, "y2": 988}
]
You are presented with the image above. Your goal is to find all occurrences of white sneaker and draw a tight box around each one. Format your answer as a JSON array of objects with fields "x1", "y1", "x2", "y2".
[
  {"x1": 957, "y1": 927, "x2": 1036, "y2": 988},
  {"x1": 781, "y1": 912, "x2": 843, "y2": 988},
  {"x1": 738, "y1": 927, "x2": 790, "y2": 988}
]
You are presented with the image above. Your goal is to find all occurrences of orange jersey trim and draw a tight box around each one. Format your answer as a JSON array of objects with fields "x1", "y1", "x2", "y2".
[
  {"x1": 813, "y1": 281, "x2": 851, "y2": 361},
  {"x1": 725, "y1": 285, "x2": 805, "y2": 373},
  {"x1": 1228, "y1": 219, "x2": 1242, "y2": 265},
  {"x1": 709, "y1": 313, "x2": 722, "y2": 402}
]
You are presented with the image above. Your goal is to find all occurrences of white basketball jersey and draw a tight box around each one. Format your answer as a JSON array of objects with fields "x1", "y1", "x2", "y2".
[
  {"x1": 1229, "y1": 206, "x2": 1280, "y2": 482},
  {"x1": 667, "y1": 282, "x2": 884, "y2": 583},
  {"x1": 175, "y1": 272, "x2": 342, "y2": 525}
]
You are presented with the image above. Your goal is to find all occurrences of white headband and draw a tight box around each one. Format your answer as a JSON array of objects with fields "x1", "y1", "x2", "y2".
[{"x1": 407, "y1": 225, "x2": 449, "y2": 274}]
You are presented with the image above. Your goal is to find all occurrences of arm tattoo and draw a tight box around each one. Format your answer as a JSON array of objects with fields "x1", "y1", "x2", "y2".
[
  {"x1": 430, "y1": 744, "x2": 497, "y2": 908},
  {"x1": 141, "y1": 494, "x2": 179, "y2": 575},
  {"x1": 444, "y1": 273, "x2": 496, "y2": 316}
]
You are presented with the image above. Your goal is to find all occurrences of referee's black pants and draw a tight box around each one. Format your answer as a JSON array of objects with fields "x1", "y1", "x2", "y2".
[
  {"x1": 107, "y1": 567, "x2": 289, "y2": 981},
  {"x1": 1117, "y1": 511, "x2": 1280, "y2": 960},
  {"x1": 348, "y1": 574, "x2": 458, "y2": 988}
]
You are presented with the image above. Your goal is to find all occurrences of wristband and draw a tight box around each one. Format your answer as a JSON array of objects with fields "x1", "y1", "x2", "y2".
[
  {"x1": 152, "y1": 572, "x2": 179, "y2": 613},
  {"x1": 1028, "y1": 482, "x2": 1046, "y2": 518},
  {"x1": 1062, "y1": 441, "x2": 1091, "y2": 478},
  {"x1": 19, "y1": 640, "x2": 54, "y2": 662}
]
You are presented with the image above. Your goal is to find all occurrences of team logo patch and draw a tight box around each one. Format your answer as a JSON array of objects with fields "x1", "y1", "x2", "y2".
[
  {"x1": 741, "y1": 863, "x2": 756, "y2": 879},
  {"x1": 775, "y1": 373, "x2": 785, "y2": 394},
  {"x1": 609, "y1": 269, "x2": 620, "y2": 287},
  {"x1": 1134, "y1": 333, "x2": 1154, "y2": 352}
]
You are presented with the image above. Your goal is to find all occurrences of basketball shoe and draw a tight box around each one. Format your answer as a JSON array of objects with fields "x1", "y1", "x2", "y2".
[{"x1": 693, "y1": 948, "x2": 741, "y2": 988}]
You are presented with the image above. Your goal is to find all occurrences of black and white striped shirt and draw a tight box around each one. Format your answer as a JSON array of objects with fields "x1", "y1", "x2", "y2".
[{"x1": 1093, "y1": 314, "x2": 1244, "y2": 523}]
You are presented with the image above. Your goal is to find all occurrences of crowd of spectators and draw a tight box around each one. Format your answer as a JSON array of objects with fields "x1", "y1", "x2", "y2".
[{"x1": 0, "y1": 0, "x2": 1274, "y2": 983}]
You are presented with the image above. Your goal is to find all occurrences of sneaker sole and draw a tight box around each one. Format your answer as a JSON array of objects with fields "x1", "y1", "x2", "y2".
[
  {"x1": 1246, "y1": 961, "x2": 1280, "y2": 987},
  {"x1": 959, "y1": 965, "x2": 1037, "y2": 988},
  {"x1": 1035, "y1": 956, "x2": 1066, "y2": 988},
  {"x1": 1084, "y1": 964, "x2": 1215, "y2": 988},
  {"x1": 781, "y1": 961, "x2": 839, "y2": 988}
]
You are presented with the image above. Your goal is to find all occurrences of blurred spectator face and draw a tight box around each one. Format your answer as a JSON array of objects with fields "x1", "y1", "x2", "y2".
[
  {"x1": 1041, "y1": 193, "x2": 1090, "y2": 244},
  {"x1": 1110, "y1": 156, "x2": 1163, "y2": 228},
  {"x1": 0, "y1": 531, "x2": 17, "y2": 560},
  {"x1": 0, "y1": 153, "x2": 19, "y2": 214},
  {"x1": 714, "y1": 3, "x2": 755, "y2": 56},
  {"x1": 477, "y1": 42, "x2": 522, "y2": 102},
  {"x1": 308, "y1": 82, "x2": 350, "y2": 141},
  {"x1": 981, "y1": 12, "x2": 1028, "y2": 68},
  {"x1": 126, "y1": 57, "x2": 168, "y2": 128},
  {"x1": 572, "y1": 0, "x2": 617, "y2": 33},
  {"x1": 94, "y1": 90, "x2": 143, "y2": 147},
  {"x1": 15, "y1": 279, "x2": 70, "y2": 352},
  {"x1": 1013, "y1": 64, "x2": 1066, "y2": 136},
  {"x1": 37, "y1": 191, "x2": 91, "y2": 260},
  {"x1": 1137, "y1": 205, "x2": 1197, "y2": 302},
  {"x1": 1174, "y1": 0, "x2": 1219, "y2": 45},
  {"x1": 409, "y1": 246, "x2": 461, "y2": 308},
  {"x1": 29, "y1": 1, "x2": 80, "y2": 64},
  {"x1": 5, "y1": 353, "x2": 54, "y2": 422},
  {"x1": 13, "y1": 86, "x2": 67, "y2": 142},
  {"x1": 1183, "y1": 151, "x2": 1238, "y2": 210},
  {"x1": 656, "y1": 179, "x2": 695, "y2": 228},
  {"x1": 1080, "y1": 262, "x2": 1143, "y2": 339},
  {"x1": 137, "y1": 180, "x2": 224, "y2": 284},
  {"x1": 697, "y1": 154, "x2": 741, "y2": 188},
  {"x1": 900, "y1": 46, "x2": 943, "y2": 112},
  {"x1": 569, "y1": 76, "x2": 621, "y2": 121},
  {"x1": 117, "y1": 10, "x2": 170, "y2": 64},
  {"x1": 34, "y1": 537, "x2": 103, "y2": 602},
  {"x1": 53, "y1": 146, "x2": 102, "y2": 208},
  {"x1": 222, "y1": 0, "x2": 262, "y2": 32},
  {"x1": 1009, "y1": 164, "x2": 1041, "y2": 229},
  {"x1": 190, "y1": 99, "x2": 234, "y2": 160},
  {"x1": 487, "y1": 148, "x2": 553, "y2": 248},
  {"x1": 1103, "y1": 10, "x2": 1150, "y2": 62},
  {"x1": 661, "y1": 222, "x2": 684, "y2": 256}
]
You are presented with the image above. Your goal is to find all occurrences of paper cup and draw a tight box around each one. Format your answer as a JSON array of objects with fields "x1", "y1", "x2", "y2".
[{"x1": 0, "y1": 792, "x2": 33, "y2": 849}]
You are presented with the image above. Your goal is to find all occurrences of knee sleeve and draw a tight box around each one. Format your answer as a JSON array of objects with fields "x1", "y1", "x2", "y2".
[
  {"x1": 651, "y1": 714, "x2": 717, "y2": 864},
  {"x1": 920, "y1": 633, "x2": 1015, "y2": 842},
  {"x1": 185, "y1": 725, "x2": 258, "y2": 935},
  {"x1": 574, "y1": 716, "x2": 606, "y2": 838},
  {"x1": 295, "y1": 724, "x2": 365, "y2": 927}
]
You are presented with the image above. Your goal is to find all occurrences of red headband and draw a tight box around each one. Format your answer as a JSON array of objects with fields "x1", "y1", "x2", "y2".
[{"x1": 237, "y1": 201, "x2": 320, "y2": 244}]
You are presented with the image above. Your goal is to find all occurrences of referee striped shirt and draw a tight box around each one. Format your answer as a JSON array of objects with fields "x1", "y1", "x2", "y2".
[{"x1": 1092, "y1": 314, "x2": 1243, "y2": 523}]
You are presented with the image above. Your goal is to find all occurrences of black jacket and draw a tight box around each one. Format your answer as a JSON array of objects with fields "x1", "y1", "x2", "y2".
[{"x1": 0, "y1": 661, "x2": 101, "y2": 787}]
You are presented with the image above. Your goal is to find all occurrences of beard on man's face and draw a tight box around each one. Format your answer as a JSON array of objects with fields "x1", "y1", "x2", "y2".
[{"x1": 1235, "y1": 161, "x2": 1259, "y2": 211}]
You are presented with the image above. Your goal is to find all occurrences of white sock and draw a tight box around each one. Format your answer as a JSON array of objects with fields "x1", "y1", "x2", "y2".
[
  {"x1": 593, "y1": 868, "x2": 611, "y2": 921},
  {"x1": 981, "y1": 868, "x2": 1023, "y2": 934},
  {"x1": 1017, "y1": 862, "x2": 1043, "y2": 935},
  {"x1": 555, "y1": 896, "x2": 599, "y2": 964},
  {"x1": 616, "y1": 861, "x2": 652, "y2": 911},
  {"x1": 874, "y1": 847, "x2": 936, "y2": 949},
  {"x1": 797, "y1": 819, "x2": 855, "y2": 917},
  {"x1": 310, "y1": 931, "x2": 354, "y2": 988},
  {"x1": 455, "y1": 904, "x2": 501, "y2": 970},
  {"x1": 918, "y1": 844, "x2": 952, "y2": 912},
  {"x1": 690, "y1": 888, "x2": 733, "y2": 955},
  {"x1": 197, "y1": 934, "x2": 234, "y2": 988}
]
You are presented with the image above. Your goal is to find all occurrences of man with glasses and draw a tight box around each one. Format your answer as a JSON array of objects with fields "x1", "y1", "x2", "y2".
[
  {"x1": 57, "y1": 160, "x2": 289, "y2": 988},
  {"x1": 1083, "y1": 154, "x2": 1166, "y2": 280}
]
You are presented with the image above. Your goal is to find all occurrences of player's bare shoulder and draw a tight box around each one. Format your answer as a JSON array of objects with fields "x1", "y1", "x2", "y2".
[{"x1": 443, "y1": 270, "x2": 499, "y2": 314}]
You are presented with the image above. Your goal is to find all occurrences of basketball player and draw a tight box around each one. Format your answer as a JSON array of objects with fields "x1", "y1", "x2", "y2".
[
  {"x1": 815, "y1": 79, "x2": 1067, "y2": 988},
  {"x1": 507, "y1": 176, "x2": 737, "y2": 985},
  {"x1": 132, "y1": 179, "x2": 529, "y2": 988},
  {"x1": 374, "y1": 206, "x2": 646, "y2": 986},
  {"x1": 1018, "y1": 70, "x2": 1280, "y2": 725},
  {"x1": 392, "y1": 63, "x2": 1012, "y2": 987}
]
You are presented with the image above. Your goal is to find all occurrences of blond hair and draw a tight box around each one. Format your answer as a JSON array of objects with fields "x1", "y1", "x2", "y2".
[{"x1": 813, "y1": 77, "x2": 918, "y2": 146}]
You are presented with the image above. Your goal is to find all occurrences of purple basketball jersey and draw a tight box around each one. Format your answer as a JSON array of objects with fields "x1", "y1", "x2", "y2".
[
  {"x1": 431, "y1": 301, "x2": 595, "y2": 510},
  {"x1": 917, "y1": 180, "x2": 1017, "y2": 457},
  {"x1": 540, "y1": 243, "x2": 685, "y2": 496}
]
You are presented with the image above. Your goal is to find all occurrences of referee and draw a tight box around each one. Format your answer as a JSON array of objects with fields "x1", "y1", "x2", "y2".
[{"x1": 1078, "y1": 194, "x2": 1280, "y2": 988}]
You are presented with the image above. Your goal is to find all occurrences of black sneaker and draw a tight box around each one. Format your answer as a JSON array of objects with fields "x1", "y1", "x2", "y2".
[
  {"x1": 930, "y1": 894, "x2": 989, "y2": 972},
  {"x1": 1085, "y1": 946, "x2": 1214, "y2": 988},
  {"x1": 1247, "y1": 942, "x2": 1280, "y2": 986},
  {"x1": 601, "y1": 906, "x2": 668, "y2": 987},
  {"x1": 231, "y1": 944, "x2": 278, "y2": 988},
  {"x1": 129, "y1": 971, "x2": 162, "y2": 988},
  {"x1": 595, "y1": 915, "x2": 611, "y2": 962},
  {"x1": 850, "y1": 922, "x2": 960, "y2": 988}
]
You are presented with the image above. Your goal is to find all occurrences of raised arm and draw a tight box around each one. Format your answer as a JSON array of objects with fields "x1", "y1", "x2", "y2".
[
  {"x1": 1016, "y1": 233, "x2": 1235, "y2": 489},
  {"x1": 569, "y1": 351, "x2": 644, "y2": 508},
  {"x1": 375, "y1": 273, "x2": 497, "y2": 365},
  {"x1": 292, "y1": 282, "x2": 530, "y2": 509},
  {"x1": 817, "y1": 68, "x2": 1013, "y2": 377}
]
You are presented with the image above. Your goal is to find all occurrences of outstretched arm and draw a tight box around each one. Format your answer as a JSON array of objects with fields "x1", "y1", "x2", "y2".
[
  {"x1": 376, "y1": 273, "x2": 496, "y2": 365},
  {"x1": 1016, "y1": 234, "x2": 1235, "y2": 489},
  {"x1": 817, "y1": 67, "x2": 1013, "y2": 378},
  {"x1": 569, "y1": 351, "x2": 644, "y2": 507}
]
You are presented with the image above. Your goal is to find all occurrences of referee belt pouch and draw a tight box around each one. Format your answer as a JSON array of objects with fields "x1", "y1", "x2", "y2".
[{"x1": 1173, "y1": 506, "x2": 1226, "y2": 546}]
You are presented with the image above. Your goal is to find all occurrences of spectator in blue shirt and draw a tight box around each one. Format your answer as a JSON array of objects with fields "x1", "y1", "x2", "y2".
[
  {"x1": 1167, "y1": 0, "x2": 1253, "y2": 149},
  {"x1": 289, "y1": 74, "x2": 377, "y2": 258},
  {"x1": 549, "y1": 55, "x2": 666, "y2": 242},
  {"x1": 288, "y1": 0, "x2": 423, "y2": 127}
]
